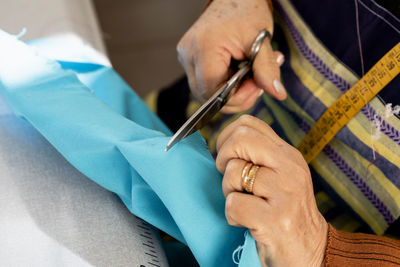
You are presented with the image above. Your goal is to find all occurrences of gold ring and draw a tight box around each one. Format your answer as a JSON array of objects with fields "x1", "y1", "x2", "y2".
[{"x1": 241, "y1": 163, "x2": 260, "y2": 193}]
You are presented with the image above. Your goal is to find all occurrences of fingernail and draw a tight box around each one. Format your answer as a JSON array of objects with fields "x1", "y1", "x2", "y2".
[
  {"x1": 258, "y1": 89, "x2": 264, "y2": 97},
  {"x1": 273, "y1": 79, "x2": 286, "y2": 95},
  {"x1": 276, "y1": 54, "x2": 285, "y2": 66}
]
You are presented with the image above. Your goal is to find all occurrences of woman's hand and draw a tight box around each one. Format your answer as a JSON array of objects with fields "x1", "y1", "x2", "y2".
[
  {"x1": 215, "y1": 115, "x2": 328, "y2": 267},
  {"x1": 177, "y1": 0, "x2": 286, "y2": 114}
]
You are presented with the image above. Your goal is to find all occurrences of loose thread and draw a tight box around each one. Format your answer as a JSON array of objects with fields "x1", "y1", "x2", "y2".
[
  {"x1": 366, "y1": 104, "x2": 399, "y2": 179},
  {"x1": 14, "y1": 28, "x2": 27, "y2": 39},
  {"x1": 354, "y1": 0, "x2": 365, "y2": 76},
  {"x1": 365, "y1": 145, "x2": 381, "y2": 181},
  {"x1": 232, "y1": 231, "x2": 248, "y2": 265},
  {"x1": 354, "y1": 0, "x2": 379, "y2": 165},
  {"x1": 232, "y1": 244, "x2": 244, "y2": 265}
]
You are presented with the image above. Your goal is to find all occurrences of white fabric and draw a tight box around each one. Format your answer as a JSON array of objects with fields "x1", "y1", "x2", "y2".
[
  {"x1": 0, "y1": 0, "x2": 107, "y2": 55},
  {"x1": 0, "y1": 1, "x2": 168, "y2": 266}
]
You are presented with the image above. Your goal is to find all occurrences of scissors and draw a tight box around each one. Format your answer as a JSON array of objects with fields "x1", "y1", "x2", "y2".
[{"x1": 165, "y1": 29, "x2": 271, "y2": 152}]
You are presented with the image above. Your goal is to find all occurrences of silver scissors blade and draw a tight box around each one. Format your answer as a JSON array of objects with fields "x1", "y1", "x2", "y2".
[
  {"x1": 165, "y1": 29, "x2": 270, "y2": 151},
  {"x1": 165, "y1": 64, "x2": 250, "y2": 151}
]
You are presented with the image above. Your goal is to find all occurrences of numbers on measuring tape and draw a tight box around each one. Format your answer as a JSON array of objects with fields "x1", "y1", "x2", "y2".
[{"x1": 298, "y1": 42, "x2": 400, "y2": 163}]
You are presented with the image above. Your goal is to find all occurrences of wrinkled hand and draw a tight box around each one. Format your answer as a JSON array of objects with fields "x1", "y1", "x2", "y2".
[
  {"x1": 215, "y1": 115, "x2": 328, "y2": 267},
  {"x1": 177, "y1": 0, "x2": 286, "y2": 114}
]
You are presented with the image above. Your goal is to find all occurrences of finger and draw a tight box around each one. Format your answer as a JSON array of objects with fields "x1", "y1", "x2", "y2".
[
  {"x1": 195, "y1": 43, "x2": 240, "y2": 102},
  {"x1": 222, "y1": 158, "x2": 247, "y2": 197},
  {"x1": 220, "y1": 50, "x2": 285, "y2": 114},
  {"x1": 216, "y1": 115, "x2": 284, "y2": 153},
  {"x1": 253, "y1": 42, "x2": 287, "y2": 100},
  {"x1": 221, "y1": 79, "x2": 262, "y2": 114},
  {"x1": 216, "y1": 124, "x2": 281, "y2": 173},
  {"x1": 225, "y1": 191, "x2": 270, "y2": 230},
  {"x1": 223, "y1": 158, "x2": 279, "y2": 199},
  {"x1": 177, "y1": 44, "x2": 202, "y2": 101}
]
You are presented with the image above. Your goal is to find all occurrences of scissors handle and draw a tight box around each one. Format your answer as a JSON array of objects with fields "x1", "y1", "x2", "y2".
[
  {"x1": 220, "y1": 62, "x2": 251, "y2": 100},
  {"x1": 250, "y1": 29, "x2": 271, "y2": 63}
]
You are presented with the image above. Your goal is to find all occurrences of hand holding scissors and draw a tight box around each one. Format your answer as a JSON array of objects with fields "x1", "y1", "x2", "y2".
[{"x1": 166, "y1": 29, "x2": 272, "y2": 151}]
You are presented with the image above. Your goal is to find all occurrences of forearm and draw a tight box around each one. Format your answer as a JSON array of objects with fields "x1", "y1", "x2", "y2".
[{"x1": 325, "y1": 224, "x2": 400, "y2": 266}]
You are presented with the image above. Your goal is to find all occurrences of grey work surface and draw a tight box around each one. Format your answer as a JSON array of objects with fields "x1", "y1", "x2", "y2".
[
  {"x1": 0, "y1": 92, "x2": 168, "y2": 266},
  {"x1": 0, "y1": 0, "x2": 168, "y2": 265}
]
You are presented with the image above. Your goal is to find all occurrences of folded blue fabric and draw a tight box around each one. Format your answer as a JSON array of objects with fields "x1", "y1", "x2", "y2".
[{"x1": 0, "y1": 30, "x2": 261, "y2": 267}]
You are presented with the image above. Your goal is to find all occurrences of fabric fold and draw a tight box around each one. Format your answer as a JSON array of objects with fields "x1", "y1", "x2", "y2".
[{"x1": 0, "y1": 30, "x2": 261, "y2": 267}]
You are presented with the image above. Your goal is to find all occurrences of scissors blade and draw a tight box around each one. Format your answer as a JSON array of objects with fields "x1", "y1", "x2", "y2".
[{"x1": 165, "y1": 64, "x2": 250, "y2": 151}]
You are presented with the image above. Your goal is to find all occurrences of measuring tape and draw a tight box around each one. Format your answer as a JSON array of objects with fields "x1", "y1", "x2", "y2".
[{"x1": 298, "y1": 42, "x2": 400, "y2": 163}]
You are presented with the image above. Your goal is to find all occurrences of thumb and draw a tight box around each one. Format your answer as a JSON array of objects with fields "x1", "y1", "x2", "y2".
[{"x1": 253, "y1": 42, "x2": 287, "y2": 100}]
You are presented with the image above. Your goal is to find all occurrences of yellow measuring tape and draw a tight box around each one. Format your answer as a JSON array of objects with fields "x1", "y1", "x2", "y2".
[{"x1": 298, "y1": 42, "x2": 400, "y2": 163}]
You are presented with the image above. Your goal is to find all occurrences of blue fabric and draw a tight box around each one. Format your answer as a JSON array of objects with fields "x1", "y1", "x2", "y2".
[{"x1": 0, "y1": 30, "x2": 261, "y2": 267}]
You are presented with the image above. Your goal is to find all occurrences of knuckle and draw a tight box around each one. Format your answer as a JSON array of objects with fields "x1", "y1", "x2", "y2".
[
  {"x1": 221, "y1": 176, "x2": 229, "y2": 195},
  {"x1": 176, "y1": 40, "x2": 184, "y2": 54},
  {"x1": 292, "y1": 146, "x2": 305, "y2": 159},
  {"x1": 237, "y1": 114, "x2": 255, "y2": 125},
  {"x1": 232, "y1": 125, "x2": 252, "y2": 142},
  {"x1": 176, "y1": 30, "x2": 201, "y2": 57},
  {"x1": 222, "y1": 160, "x2": 241, "y2": 192},
  {"x1": 222, "y1": 164, "x2": 232, "y2": 184},
  {"x1": 225, "y1": 193, "x2": 240, "y2": 217},
  {"x1": 225, "y1": 215, "x2": 236, "y2": 226},
  {"x1": 230, "y1": 131, "x2": 246, "y2": 148},
  {"x1": 215, "y1": 155, "x2": 224, "y2": 173},
  {"x1": 286, "y1": 145, "x2": 306, "y2": 164},
  {"x1": 215, "y1": 136, "x2": 224, "y2": 152},
  {"x1": 225, "y1": 212, "x2": 240, "y2": 227},
  {"x1": 176, "y1": 35, "x2": 190, "y2": 55}
]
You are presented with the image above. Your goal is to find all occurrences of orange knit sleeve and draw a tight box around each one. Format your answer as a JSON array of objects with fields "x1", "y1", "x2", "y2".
[{"x1": 325, "y1": 224, "x2": 400, "y2": 266}]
